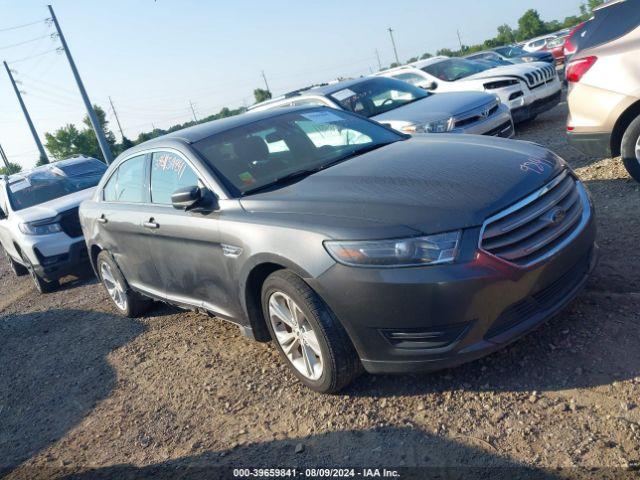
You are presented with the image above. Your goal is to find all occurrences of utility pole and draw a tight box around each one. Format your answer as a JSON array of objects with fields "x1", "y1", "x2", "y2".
[
  {"x1": 189, "y1": 100, "x2": 198, "y2": 122},
  {"x1": 3, "y1": 61, "x2": 48, "y2": 164},
  {"x1": 0, "y1": 143, "x2": 9, "y2": 169},
  {"x1": 457, "y1": 29, "x2": 464, "y2": 50},
  {"x1": 108, "y1": 96, "x2": 125, "y2": 140},
  {"x1": 388, "y1": 28, "x2": 400, "y2": 65},
  {"x1": 261, "y1": 70, "x2": 270, "y2": 93},
  {"x1": 47, "y1": 5, "x2": 113, "y2": 164},
  {"x1": 375, "y1": 49, "x2": 382, "y2": 70}
]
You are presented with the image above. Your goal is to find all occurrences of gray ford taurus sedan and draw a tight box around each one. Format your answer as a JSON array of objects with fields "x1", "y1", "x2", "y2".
[{"x1": 80, "y1": 106, "x2": 597, "y2": 393}]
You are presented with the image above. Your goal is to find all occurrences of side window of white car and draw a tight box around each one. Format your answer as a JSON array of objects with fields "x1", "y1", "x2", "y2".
[{"x1": 392, "y1": 72, "x2": 424, "y2": 86}]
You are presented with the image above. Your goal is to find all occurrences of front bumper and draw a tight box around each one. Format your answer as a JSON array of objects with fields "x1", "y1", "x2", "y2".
[
  {"x1": 512, "y1": 89, "x2": 562, "y2": 123},
  {"x1": 567, "y1": 131, "x2": 612, "y2": 158},
  {"x1": 455, "y1": 104, "x2": 514, "y2": 138},
  {"x1": 311, "y1": 212, "x2": 597, "y2": 374},
  {"x1": 32, "y1": 240, "x2": 90, "y2": 281}
]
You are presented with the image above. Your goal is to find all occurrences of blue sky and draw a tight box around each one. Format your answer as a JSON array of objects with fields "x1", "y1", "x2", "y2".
[{"x1": 1, "y1": 0, "x2": 584, "y2": 167}]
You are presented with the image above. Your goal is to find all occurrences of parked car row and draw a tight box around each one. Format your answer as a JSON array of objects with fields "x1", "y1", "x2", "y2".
[
  {"x1": 374, "y1": 57, "x2": 561, "y2": 124},
  {"x1": 1, "y1": 0, "x2": 637, "y2": 393}
]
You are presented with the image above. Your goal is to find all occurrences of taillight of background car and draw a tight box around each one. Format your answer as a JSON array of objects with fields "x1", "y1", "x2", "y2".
[
  {"x1": 564, "y1": 22, "x2": 586, "y2": 57},
  {"x1": 566, "y1": 56, "x2": 597, "y2": 83}
]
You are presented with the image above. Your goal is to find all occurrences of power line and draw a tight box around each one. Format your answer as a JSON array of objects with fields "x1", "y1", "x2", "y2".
[
  {"x1": 7, "y1": 47, "x2": 61, "y2": 64},
  {"x1": 0, "y1": 33, "x2": 55, "y2": 51},
  {"x1": 0, "y1": 18, "x2": 48, "y2": 33}
]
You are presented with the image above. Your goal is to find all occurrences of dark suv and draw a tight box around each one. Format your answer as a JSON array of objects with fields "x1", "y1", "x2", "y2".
[{"x1": 80, "y1": 107, "x2": 597, "y2": 393}]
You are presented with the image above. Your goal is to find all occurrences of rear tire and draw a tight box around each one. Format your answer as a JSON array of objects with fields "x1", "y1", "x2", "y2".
[
  {"x1": 621, "y1": 114, "x2": 640, "y2": 183},
  {"x1": 97, "y1": 251, "x2": 152, "y2": 317},
  {"x1": 261, "y1": 270, "x2": 362, "y2": 393}
]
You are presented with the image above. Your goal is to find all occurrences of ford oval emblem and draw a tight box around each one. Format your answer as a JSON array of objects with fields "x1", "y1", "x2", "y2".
[{"x1": 550, "y1": 207, "x2": 566, "y2": 225}]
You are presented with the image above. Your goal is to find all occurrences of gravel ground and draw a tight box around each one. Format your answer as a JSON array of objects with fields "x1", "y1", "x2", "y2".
[{"x1": 1, "y1": 98, "x2": 640, "y2": 479}]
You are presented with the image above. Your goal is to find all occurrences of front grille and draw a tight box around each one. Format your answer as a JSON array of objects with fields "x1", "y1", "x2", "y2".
[
  {"x1": 480, "y1": 171, "x2": 588, "y2": 267},
  {"x1": 454, "y1": 100, "x2": 499, "y2": 128},
  {"x1": 485, "y1": 120, "x2": 513, "y2": 138},
  {"x1": 59, "y1": 207, "x2": 83, "y2": 238},
  {"x1": 524, "y1": 65, "x2": 557, "y2": 89},
  {"x1": 485, "y1": 252, "x2": 590, "y2": 339}
]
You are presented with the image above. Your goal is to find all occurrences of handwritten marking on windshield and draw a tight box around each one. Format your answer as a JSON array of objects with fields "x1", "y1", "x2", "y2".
[{"x1": 520, "y1": 157, "x2": 555, "y2": 175}]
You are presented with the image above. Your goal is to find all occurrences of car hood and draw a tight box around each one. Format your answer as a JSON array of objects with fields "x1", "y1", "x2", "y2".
[
  {"x1": 463, "y1": 62, "x2": 549, "y2": 81},
  {"x1": 240, "y1": 136, "x2": 565, "y2": 237},
  {"x1": 371, "y1": 91, "x2": 493, "y2": 126},
  {"x1": 13, "y1": 187, "x2": 96, "y2": 223}
]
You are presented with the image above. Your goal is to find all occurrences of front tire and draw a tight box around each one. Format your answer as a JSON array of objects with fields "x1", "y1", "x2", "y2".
[
  {"x1": 3, "y1": 247, "x2": 28, "y2": 276},
  {"x1": 261, "y1": 270, "x2": 362, "y2": 393},
  {"x1": 621, "y1": 114, "x2": 640, "y2": 183},
  {"x1": 22, "y1": 256, "x2": 59, "y2": 294},
  {"x1": 97, "y1": 251, "x2": 151, "y2": 317}
]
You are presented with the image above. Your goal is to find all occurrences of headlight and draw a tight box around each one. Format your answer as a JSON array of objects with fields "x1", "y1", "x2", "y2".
[
  {"x1": 521, "y1": 56, "x2": 536, "y2": 62},
  {"x1": 324, "y1": 231, "x2": 461, "y2": 267},
  {"x1": 19, "y1": 221, "x2": 62, "y2": 235},
  {"x1": 401, "y1": 118, "x2": 454, "y2": 134}
]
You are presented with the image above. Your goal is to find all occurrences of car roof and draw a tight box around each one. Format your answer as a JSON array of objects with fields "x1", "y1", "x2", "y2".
[
  {"x1": 135, "y1": 106, "x2": 317, "y2": 147},
  {"x1": 6, "y1": 156, "x2": 102, "y2": 183},
  {"x1": 127, "y1": 106, "x2": 339, "y2": 153},
  {"x1": 594, "y1": 0, "x2": 625, "y2": 10}
]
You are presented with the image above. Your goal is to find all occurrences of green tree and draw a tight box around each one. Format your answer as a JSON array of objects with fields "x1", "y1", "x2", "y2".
[
  {"x1": 407, "y1": 56, "x2": 418, "y2": 63},
  {"x1": 495, "y1": 24, "x2": 516, "y2": 45},
  {"x1": 517, "y1": 9, "x2": 547, "y2": 41},
  {"x1": 420, "y1": 52, "x2": 432, "y2": 60},
  {"x1": 253, "y1": 88, "x2": 272, "y2": 103},
  {"x1": 0, "y1": 161, "x2": 21, "y2": 175},
  {"x1": 44, "y1": 105, "x2": 116, "y2": 162},
  {"x1": 580, "y1": 0, "x2": 604, "y2": 19}
]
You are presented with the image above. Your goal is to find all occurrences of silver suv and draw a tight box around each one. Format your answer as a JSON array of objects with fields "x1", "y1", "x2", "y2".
[{"x1": 0, "y1": 157, "x2": 107, "y2": 292}]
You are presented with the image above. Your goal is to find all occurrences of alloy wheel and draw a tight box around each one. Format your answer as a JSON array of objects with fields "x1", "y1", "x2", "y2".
[
  {"x1": 100, "y1": 261, "x2": 127, "y2": 311},
  {"x1": 268, "y1": 291, "x2": 324, "y2": 380},
  {"x1": 635, "y1": 134, "x2": 640, "y2": 162}
]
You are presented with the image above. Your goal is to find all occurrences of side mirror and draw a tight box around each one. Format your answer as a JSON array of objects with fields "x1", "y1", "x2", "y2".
[
  {"x1": 422, "y1": 81, "x2": 438, "y2": 91},
  {"x1": 0, "y1": 210, "x2": 6, "y2": 220},
  {"x1": 171, "y1": 185, "x2": 202, "y2": 210}
]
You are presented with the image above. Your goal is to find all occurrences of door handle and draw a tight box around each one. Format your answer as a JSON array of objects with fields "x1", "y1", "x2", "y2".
[
  {"x1": 143, "y1": 219, "x2": 159, "y2": 229},
  {"x1": 97, "y1": 214, "x2": 108, "y2": 224}
]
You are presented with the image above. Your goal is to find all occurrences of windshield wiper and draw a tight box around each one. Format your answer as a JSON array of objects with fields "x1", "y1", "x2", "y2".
[
  {"x1": 242, "y1": 168, "x2": 321, "y2": 196},
  {"x1": 242, "y1": 141, "x2": 397, "y2": 196}
]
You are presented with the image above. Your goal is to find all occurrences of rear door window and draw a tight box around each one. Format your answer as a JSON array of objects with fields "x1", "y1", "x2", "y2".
[
  {"x1": 150, "y1": 152, "x2": 200, "y2": 204},
  {"x1": 578, "y1": 0, "x2": 640, "y2": 52}
]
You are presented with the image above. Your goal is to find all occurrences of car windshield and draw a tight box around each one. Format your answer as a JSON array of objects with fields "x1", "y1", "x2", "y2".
[
  {"x1": 546, "y1": 37, "x2": 566, "y2": 48},
  {"x1": 494, "y1": 46, "x2": 526, "y2": 58},
  {"x1": 421, "y1": 58, "x2": 492, "y2": 81},
  {"x1": 327, "y1": 78, "x2": 429, "y2": 117},
  {"x1": 7, "y1": 159, "x2": 107, "y2": 211},
  {"x1": 193, "y1": 108, "x2": 404, "y2": 196}
]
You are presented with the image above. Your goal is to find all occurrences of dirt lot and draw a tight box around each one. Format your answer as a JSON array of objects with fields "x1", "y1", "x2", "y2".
[{"x1": 1, "y1": 99, "x2": 640, "y2": 479}]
